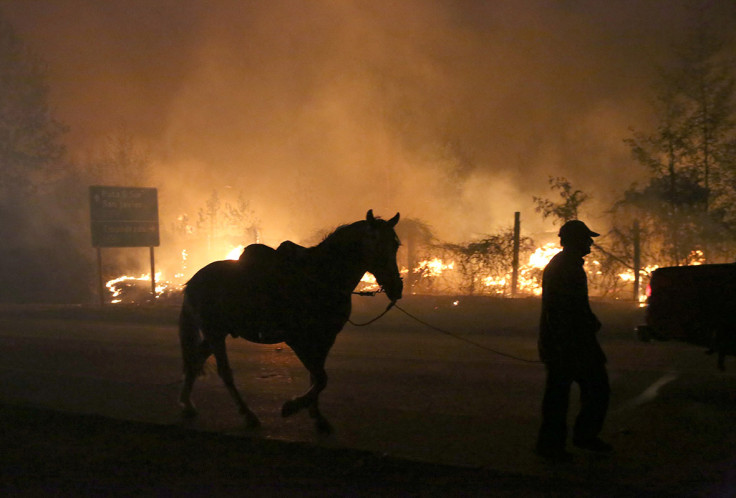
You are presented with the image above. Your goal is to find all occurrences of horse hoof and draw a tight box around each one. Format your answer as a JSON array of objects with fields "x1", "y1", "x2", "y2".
[
  {"x1": 180, "y1": 405, "x2": 198, "y2": 419},
  {"x1": 315, "y1": 418, "x2": 333, "y2": 434},
  {"x1": 243, "y1": 412, "x2": 261, "y2": 428},
  {"x1": 281, "y1": 399, "x2": 301, "y2": 417}
]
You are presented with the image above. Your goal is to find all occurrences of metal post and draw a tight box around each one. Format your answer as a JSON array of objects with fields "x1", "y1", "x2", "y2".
[
  {"x1": 150, "y1": 246, "x2": 156, "y2": 300},
  {"x1": 633, "y1": 220, "x2": 641, "y2": 302},
  {"x1": 511, "y1": 212, "x2": 520, "y2": 297},
  {"x1": 97, "y1": 247, "x2": 104, "y2": 306},
  {"x1": 406, "y1": 227, "x2": 416, "y2": 293}
]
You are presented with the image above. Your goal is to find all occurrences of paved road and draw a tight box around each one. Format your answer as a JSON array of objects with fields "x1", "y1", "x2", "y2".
[{"x1": 0, "y1": 297, "x2": 734, "y2": 496}]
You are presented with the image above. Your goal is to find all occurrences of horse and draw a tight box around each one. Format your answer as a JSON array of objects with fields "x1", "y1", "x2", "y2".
[{"x1": 178, "y1": 210, "x2": 402, "y2": 433}]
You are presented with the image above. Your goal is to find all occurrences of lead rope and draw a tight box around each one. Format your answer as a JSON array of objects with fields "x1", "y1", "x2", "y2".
[
  {"x1": 349, "y1": 292, "x2": 542, "y2": 364},
  {"x1": 393, "y1": 304, "x2": 542, "y2": 364},
  {"x1": 348, "y1": 300, "x2": 396, "y2": 326}
]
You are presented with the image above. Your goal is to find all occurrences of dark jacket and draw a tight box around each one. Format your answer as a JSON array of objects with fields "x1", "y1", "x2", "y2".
[{"x1": 538, "y1": 249, "x2": 606, "y2": 367}]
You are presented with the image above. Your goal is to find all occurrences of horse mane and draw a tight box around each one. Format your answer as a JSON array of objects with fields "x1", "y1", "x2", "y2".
[{"x1": 316, "y1": 220, "x2": 366, "y2": 250}]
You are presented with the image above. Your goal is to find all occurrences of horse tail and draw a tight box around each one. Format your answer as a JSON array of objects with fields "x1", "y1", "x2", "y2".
[{"x1": 179, "y1": 291, "x2": 203, "y2": 376}]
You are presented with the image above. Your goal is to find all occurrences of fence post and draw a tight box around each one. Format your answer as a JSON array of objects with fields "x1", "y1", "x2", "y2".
[
  {"x1": 633, "y1": 220, "x2": 641, "y2": 302},
  {"x1": 150, "y1": 246, "x2": 156, "y2": 300},
  {"x1": 97, "y1": 247, "x2": 104, "y2": 306},
  {"x1": 511, "y1": 212, "x2": 520, "y2": 297}
]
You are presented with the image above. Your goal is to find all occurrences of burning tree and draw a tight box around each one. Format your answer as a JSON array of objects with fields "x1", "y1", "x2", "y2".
[{"x1": 169, "y1": 189, "x2": 260, "y2": 278}]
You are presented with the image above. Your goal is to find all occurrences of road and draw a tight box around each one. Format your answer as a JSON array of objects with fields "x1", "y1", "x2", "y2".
[{"x1": 0, "y1": 296, "x2": 734, "y2": 496}]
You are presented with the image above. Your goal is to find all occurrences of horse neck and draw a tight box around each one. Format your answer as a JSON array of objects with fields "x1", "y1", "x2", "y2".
[{"x1": 309, "y1": 225, "x2": 367, "y2": 292}]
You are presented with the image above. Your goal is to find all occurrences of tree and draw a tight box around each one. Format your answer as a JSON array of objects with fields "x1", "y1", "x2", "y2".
[
  {"x1": 171, "y1": 188, "x2": 260, "y2": 263},
  {"x1": 395, "y1": 217, "x2": 436, "y2": 292},
  {"x1": 533, "y1": 176, "x2": 590, "y2": 225},
  {"x1": 435, "y1": 229, "x2": 534, "y2": 296},
  {"x1": 0, "y1": 12, "x2": 66, "y2": 195},
  {"x1": 620, "y1": 8, "x2": 736, "y2": 264},
  {"x1": 0, "y1": 13, "x2": 95, "y2": 303},
  {"x1": 80, "y1": 132, "x2": 152, "y2": 187}
]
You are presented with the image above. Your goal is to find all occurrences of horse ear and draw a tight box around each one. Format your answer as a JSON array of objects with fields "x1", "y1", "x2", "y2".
[
  {"x1": 388, "y1": 213, "x2": 400, "y2": 227},
  {"x1": 366, "y1": 209, "x2": 375, "y2": 223}
]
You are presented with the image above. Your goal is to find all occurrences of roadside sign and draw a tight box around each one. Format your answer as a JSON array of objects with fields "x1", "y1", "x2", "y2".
[{"x1": 89, "y1": 186, "x2": 159, "y2": 247}]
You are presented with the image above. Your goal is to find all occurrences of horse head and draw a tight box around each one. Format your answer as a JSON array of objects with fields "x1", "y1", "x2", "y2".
[{"x1": 364, "y1": 209, "x2": 403, "y2": 302}]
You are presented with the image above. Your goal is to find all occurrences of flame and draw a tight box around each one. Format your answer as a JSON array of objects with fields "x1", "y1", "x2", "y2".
[
  {"x1": 482, "y1": 243, "x2": 560, "y2": 296},
  {"x1": 105, "y1": 272, "x2": 164, "y2": 304},
  {"x1": 527, "y1": 243, "x2": 561, "y2": 268},
  {"x1": 360, "y1": 272, "x2": 377, "y2": 285},
  {"x1": 105, "y1": 244, "x2": 247, "y2": 304},
  {"x1": 687, "y1": 249, "x2": 705, "y2": 265},
  {"x1": 103, "y1": 238, "x2": 674, "y2": 303},
  {"x1": 226, "y1": 245, "x2": 245, "y2": 260},
  {"x1": 415, "y1": 258, "x2": 454, "y2": 278}
]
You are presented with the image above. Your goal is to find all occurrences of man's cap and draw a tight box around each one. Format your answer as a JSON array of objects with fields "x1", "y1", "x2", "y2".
[{"x1": 558, "y1": 220, "x2": 599, "y2": 240}]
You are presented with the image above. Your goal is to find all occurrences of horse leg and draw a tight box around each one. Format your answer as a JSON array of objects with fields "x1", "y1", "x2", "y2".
[
  {"x1": 211, "y1": 339, "x2": 261, "y2": 428},
  {"x1": 179, "y1": 340, "x2": 213, "y2": 417},
  {"x1": 282, "y1": 341, "x2": 333, "y2": 434},
  {"x1": 307, "y1": 373, "x2": 333, "y2": 434}
]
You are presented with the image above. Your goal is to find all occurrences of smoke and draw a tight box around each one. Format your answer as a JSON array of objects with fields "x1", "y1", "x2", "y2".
[{"x1": 3, "y1": 0, "x2": 735, "y2": 252}]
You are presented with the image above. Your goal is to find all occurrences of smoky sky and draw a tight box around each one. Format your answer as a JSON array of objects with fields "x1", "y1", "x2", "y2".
[{"x1": 2, "y1": 0, "x2": 735, "y2": 245}]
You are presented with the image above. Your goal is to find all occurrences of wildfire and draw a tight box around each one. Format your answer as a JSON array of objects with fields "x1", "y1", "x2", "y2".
[
  {"x1": 415, "y1": 258, "x2": 454, "y2": 277},
  {"x1": 480, "y1": 243, "x2": 561, "y2": 296},
  {"x1": 358, "y1": 272, "x2": 380, "y2": 293},
  {"x1": 527, "y1": 243, "x2": 561, "y2": 268},
  {"x1": 104, "y1": 238, "x2": 666, "y2": 303},
  {"x1": 105, "y1": 244, "x2": 246, "y2": 304},
  {"x1": 106, "y1": 272, "x2": 165, "y2": 304},
  {"x1": 687, "y1": 249, "x2": 705, "y2": 265},
  {"x1": 226, "y1": 245, "x2": 245, "y2": 260}
]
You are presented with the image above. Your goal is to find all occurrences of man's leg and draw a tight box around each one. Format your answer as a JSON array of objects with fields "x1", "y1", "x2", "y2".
[
  {"x1": 536, "y1": 363, "x2": 573, "y2": 455},
  {"x1": 573, "y1": 363, "x2": 612, "y2": 451}
]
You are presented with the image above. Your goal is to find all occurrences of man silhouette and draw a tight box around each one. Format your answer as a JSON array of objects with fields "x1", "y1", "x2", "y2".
[{"x1": 535, "y1": 220, "x2": 612, "y2": 460}]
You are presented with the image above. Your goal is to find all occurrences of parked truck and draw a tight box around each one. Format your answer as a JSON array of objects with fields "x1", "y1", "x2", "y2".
[{"x1": 640, "y1": 263, "x2": 736, "y2": 370}]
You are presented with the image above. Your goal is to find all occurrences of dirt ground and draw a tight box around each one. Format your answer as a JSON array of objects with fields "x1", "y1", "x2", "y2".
[
  {"x1": 1, "y1": 298, "x2": 734, "y2": 497},
  {"x1": 7, "y1": 400, "x2": 720, "y2": 498},
  {"x1": 0, "y1": 403, "x2": 638, "y2": 497}
]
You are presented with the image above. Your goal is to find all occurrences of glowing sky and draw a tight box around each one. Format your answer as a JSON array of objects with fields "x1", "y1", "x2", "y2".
[{"x1": 2, "y1": 0, "x2": 734, "y2": 244}]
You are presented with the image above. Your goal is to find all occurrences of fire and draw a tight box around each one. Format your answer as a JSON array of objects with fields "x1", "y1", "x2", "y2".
[
  {"x1": 357, "y1": 272, "x2": 380, "y2": 293},
  {"x1": 226, "y1": 245, "x2": 245, "y2": 260},
  {"x1": 687, "y1": 249, "x2": 705, "y2": 265},
  {"x1": 415, "y1": 258, "x2": 454, "y2": 278},
  {"x1": 105, "y1": 244, "x2": 247, "y2": 304},
  {"x1": 106, "y1": 272, "x2": 165, "y2": 304},
  {"x1": 527, "y1": 243, "x2": 561, "y2": 268},
  {"x1": 482, "y1": 243, "x2": 560, "y2": 296},
  {"x1": 104, "y1": 237, "x2": 671, "y2": 303}
]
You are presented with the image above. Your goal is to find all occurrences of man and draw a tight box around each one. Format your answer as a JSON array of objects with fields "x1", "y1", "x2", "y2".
[{"x1": 535, "y1": 219, "x2": 612, "y2": 460}]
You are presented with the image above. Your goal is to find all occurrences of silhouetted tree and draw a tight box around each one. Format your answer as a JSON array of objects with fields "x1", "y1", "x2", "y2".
[
  {"x1": 395, "y1": 217, "x2": 436, "y2": 291},
  {"x1": 620, "y1": 7, "x2": 736, "y2": 264},
  {"x1": 533, "y1": 176, "x2": 590, "y2": 225},
  {"x1": 80, "y1": 131, "x2": 152, "y2": 187},
  {"x1": 0, "y1": 13, "x2": 94, "y2": 303},
  {"x1": 0, "y1": 13, "x2": 66, "y2": 195},
  {"x1": 436, "y1": 228, "x2": 534, "y2": 296}
]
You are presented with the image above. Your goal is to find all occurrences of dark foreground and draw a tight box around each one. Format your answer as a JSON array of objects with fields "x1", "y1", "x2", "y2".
[
  {"x1": 1, "y1": 299, "x2": 735, "y2": 496},
  {"x1": 0, "y1": 403, "x2": 694, "y2": 497}
]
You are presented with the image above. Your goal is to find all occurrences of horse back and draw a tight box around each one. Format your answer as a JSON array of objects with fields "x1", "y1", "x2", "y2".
[{"x1": 183, "y1": 243, "x2": 351, "y2": 343}]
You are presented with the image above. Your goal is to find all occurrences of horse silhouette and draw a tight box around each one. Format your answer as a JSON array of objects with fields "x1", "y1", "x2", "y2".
[{"x1": 178, "y1": 210, "x2": 402, "y2": 433}]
